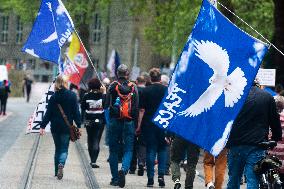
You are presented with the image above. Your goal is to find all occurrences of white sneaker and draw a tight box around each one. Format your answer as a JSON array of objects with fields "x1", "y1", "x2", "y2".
[{"x1": 206, "y1": 182, "x2": 215, "y2": 189}]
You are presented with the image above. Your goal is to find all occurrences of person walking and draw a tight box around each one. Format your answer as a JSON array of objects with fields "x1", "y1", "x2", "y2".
[
  {"x1": 171, "y1": 136, "x2": 200, "y2": 189},
  {"x1": 23, "y1": 76, "x2": 33, "y2": 102},
  {"x1": 203, "y1": 148, "x2": 227, "y2": 189},
  {"x1": 39, "y1": 76, "x2": 81, "y2": 180},
  {"x1": 269, "y1": 95, "x2": 284, "y2": 187},
  {"x1": 226, "y1": 82, "x2": 282, "y2": 189},
  {"x1": 0, "y1": 80, "x2": 11, "y2": 116},
  {"x1": 136, "y1": 68, "x2": 168, "y2": 187},
  {"x1": 105, "y1": 64, "x2": 139, "y2": 188},
  {"x1": 81, "y1": 78, "x2": 106, "y2": 168}
]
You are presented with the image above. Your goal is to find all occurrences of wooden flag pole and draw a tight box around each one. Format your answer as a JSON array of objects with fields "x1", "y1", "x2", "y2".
[{"x1": 73, "y1": 28, "x2": 103, "y2": 83}]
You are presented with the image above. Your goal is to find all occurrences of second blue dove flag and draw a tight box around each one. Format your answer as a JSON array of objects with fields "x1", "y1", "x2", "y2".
[
  {"x1": 153, "y1": 0, "x2": 268, "y2": 156},
  {"x1": 22, "y1": 0, "x2": 74, "y2": 64}
]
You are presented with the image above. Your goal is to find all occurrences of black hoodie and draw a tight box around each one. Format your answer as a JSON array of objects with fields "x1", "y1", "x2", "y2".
[{"x1": 40, "y1": 88, "x2": 81, "y2": 134}]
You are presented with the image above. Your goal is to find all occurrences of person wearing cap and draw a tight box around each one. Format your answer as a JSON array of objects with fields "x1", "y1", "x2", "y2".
[{"x1": 105, "y1": 64, "x2": 139, "y2": 188}]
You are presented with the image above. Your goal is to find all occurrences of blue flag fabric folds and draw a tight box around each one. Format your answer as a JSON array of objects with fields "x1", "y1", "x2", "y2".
[
  {"x1": 22, "y1": 0, "x2": 74, "y2": 64},
  {"x1": 153, "y1": 0, "x2": 268, "y2": 156}
]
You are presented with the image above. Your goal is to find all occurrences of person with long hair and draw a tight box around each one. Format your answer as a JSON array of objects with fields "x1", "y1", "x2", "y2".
[
  {"x1": 39, "y1": 76, "x2": 81, "y2": 180},
  {"x1": 81, "y1": 78, "x2": 106, "y2": 168}
]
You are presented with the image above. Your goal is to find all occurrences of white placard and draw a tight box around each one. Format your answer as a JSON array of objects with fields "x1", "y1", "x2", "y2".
[
  {"x1": 256, "y1": 68, "x2": 276, "y2": 87},
  {"x1": 0, "y1": 65, "x2": 8, "y2": 81}
]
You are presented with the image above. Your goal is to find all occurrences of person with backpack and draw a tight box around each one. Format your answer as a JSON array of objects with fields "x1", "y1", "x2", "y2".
[
  {"x1": 136, "y1": 68, "x2": 168, "y2": 187},
  {"x1": 81, "y1": 78, "x2": 106, "y2": 168},
  {"x1": 0, "y1": 80, "x2": 11, "y2": 116},
  {"x1": 105, "y1": 64, "x2": 139, "y2": 188}
]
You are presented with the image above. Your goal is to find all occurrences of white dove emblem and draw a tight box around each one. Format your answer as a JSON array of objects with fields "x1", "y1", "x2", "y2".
[{"x1": 179, "y1": 40, "x2": 247, "y2": 117}]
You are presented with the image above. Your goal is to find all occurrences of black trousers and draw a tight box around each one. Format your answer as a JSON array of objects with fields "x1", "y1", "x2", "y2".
[
  {"x1": 86, "y1": 122, "x2": 105, "y2": 164},
  {"x1": 0, "y1": 97, "x2": 7, "y2": 114}
]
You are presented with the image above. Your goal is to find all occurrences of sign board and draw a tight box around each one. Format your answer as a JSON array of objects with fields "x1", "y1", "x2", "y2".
[
  {"x1": 0, "y1": 65, "x2": 8, "y2": 81},
  {"x1": 256, "y1": 68, "x2": 276, "y2": 87}
]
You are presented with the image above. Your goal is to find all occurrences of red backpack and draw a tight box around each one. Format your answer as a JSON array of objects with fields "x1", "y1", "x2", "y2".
[{"x1": 115, "y1": 82, "x2": 135, "y2": 120}]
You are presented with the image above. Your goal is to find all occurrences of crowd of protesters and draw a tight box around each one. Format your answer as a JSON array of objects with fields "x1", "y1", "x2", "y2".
[{"x1": 38, "y1": 64, "x2": 284, "y2": 189}]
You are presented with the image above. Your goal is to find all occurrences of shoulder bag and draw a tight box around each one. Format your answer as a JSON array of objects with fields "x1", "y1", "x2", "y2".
[{"x1": 57, "y1": 104, "x2": 81, "y2": 142}]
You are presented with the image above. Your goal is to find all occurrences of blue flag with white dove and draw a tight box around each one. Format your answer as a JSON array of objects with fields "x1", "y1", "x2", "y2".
[
  {"x1": 153, "y1": 0, "x2": 268, "y2": 156},
  {"x1": 22, "y1": 0, "x2": 74, "y2": 64}
]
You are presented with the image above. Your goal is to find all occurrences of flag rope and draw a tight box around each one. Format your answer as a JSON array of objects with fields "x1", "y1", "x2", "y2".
[
  {"x1": 73, "y1": 28, "x2": 103, "y2": 83},
  {"x1": 217, "y1": 1, "x2": 284, "y2": 56}
]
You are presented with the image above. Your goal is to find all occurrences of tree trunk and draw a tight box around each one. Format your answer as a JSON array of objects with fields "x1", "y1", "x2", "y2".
[{"x1": 273, "y1": 0, "x2": 284, "y2": 84}]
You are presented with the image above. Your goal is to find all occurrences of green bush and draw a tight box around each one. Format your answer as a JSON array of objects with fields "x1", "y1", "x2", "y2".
[{"x1": 8, "y1": 70, "x2": 25, "y2": 97}]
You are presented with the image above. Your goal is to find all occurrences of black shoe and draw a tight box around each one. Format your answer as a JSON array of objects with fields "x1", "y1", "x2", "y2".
[
  {"x1": 129, "y1": 170, "x2": 135, "y2": 174},
  {"x1": 137, "y1": 165, "x2": 144, "y2": 176},
  {"x1": 147, "y1": 178, "x2": 154, "y2": 187},
  {"x1": 90, "y1": 163, "x2": 99, "y2": 168},
  {"x1": 158, "y1": 176, "x2": 165, "y2": 188},
  {"x1": 174, "y1": 179, "x2": 181, "y2": 189},
  {"x1": 208, "y1": 186, "x2": 215, "y2": 189},
  {"x1": 57, "y1": 164, "x2": 64, "y2": 180},
  {"x1": 118, "y1": 170, "x2": 125, "y2": 188},
  {"x1": 110, "y1": 180, "x2": 118, "y2": 186}
]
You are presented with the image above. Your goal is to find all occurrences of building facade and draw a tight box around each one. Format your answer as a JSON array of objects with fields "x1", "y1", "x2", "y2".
[{"x1": 0, "y1": 0, "x2": 169, "y2": 82}]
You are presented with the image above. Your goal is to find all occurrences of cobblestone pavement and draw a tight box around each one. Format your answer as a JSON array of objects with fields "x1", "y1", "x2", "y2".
[{"x1": 0, "y1": 82, "x2": 247, "y2": 189}]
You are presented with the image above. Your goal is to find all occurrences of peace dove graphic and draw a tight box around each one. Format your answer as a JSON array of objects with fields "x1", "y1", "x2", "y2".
[{"x1": 179, "y1": 40, "x2": 247, "y2": 117}]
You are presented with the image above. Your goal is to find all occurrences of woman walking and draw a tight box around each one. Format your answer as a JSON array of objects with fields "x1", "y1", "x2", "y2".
[
  {"x1": 40, "y1": 76, "x2": 81, "y2": 180},
  {"x1": 81, "y1": 78, "x2": 106, "y2": 168}
]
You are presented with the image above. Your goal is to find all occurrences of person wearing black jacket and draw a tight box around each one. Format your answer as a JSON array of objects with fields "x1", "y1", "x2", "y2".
[
  {"x1": 81, "y1": 78, "x2": 106, "y2": 169},
  {"x1": 40, "y1": 76, "x2": 81, "y2": 180},
  {"x1": 226, "y1": 84, "x2": 282, "y2": 189},
  {"x1": 0, "y1": 80, "x2": 11, "y2": 116}
]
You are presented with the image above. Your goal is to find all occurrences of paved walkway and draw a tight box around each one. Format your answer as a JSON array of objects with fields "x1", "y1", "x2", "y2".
[{"x1": 0, "y1": 83, "x2": 248, "y2": 189}]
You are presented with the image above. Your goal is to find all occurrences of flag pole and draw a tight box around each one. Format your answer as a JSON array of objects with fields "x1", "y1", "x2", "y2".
[{"x1": 73, "y1": 28, "x2": 103, "y2": 83}]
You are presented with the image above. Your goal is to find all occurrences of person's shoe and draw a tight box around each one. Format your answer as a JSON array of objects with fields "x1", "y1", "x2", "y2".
[
  {"x1": 90, "y1": 163, "x2": 99, "y2": 168},
  {"x1": 129, "y1": 170, "x2": 135, "y2": 174},
  {"x1": 174, "y1": 179, "x2": 181, "y2": 189},
  {"x1": 158, "y1": 176, "x2": 165, "y2": 188},
  {"x1": 118, "y1": 170, "x2": 125, "y2": 188},
  {"x1": 147, "y1": 178, "x2": 154, "y2": 187},
  {"x1": 165, "y1": 169, "x2": 171, "y2": 175},
  {"x1": 57, "y1": 164, "x2": 64, "y2": 180},
  {"x1": 110, "y1": 180, "x2": 119, "y2": 186},
  {"x1": 137, "y1": 165, "x2": 144, "y2": 176},
  {"x1": 206, "y1": 182, "x2": 215, "y2": 189},
  {"x1": 3, "y1": 113, "x2": 6, "y2": 116}
]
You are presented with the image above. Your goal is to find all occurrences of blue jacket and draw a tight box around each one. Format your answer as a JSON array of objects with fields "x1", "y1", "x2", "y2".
[{"x1": 40, "y1": 88, "x2": 81, "y2": 134}]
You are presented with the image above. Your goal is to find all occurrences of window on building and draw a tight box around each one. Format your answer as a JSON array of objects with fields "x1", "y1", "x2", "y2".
[
  {"x1": 92, "y1": 13, "x2": 101, "y2": 43},
  {"x1": 27, "y1": 59, "x2": 36, "y2": 70},
  {"x1": 1, "y1": 16, "x2": 9, "y2": 43},
  {"x1": 16, "y1": 16, "x2": 23, "y2": 44},
  {"x1": 0, "y1": 59, "x2": 6, "y2": 65},
  {"x1": 14, "y1": 59, "x2": 22, "y2": 70}
]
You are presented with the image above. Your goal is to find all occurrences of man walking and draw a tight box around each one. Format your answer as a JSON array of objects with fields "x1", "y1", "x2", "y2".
[
  {"x1": 226, "y1": 82, "x2": 282, "y2": 188},
  {"x1": 106, "y1": 64, "x2": 139, "y2": 188}
]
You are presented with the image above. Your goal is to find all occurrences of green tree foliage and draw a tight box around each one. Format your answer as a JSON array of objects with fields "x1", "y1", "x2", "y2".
[{"x1": 126, "y1": 0, "x2": 274, "y2": 57}]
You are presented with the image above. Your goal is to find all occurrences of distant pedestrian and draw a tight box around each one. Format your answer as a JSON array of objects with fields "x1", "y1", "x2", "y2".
[
  {"x1": 105, "y1": 64, "x2": 139, "y2": 188},
  {"x1": 0, "y1": 80, "x2": 11, "y2": 116},
  {"x1": 136, "y1": 68, "x2": 168, "y2": 187},
  {"x1": 39, "y1": 76, "x2": 81, "y2": 180},
  {"x1": 203, "y1": 148, "x2": 227, "y2": 189},
  {"x1": 81, "y1": 78, "x2": 106, "y2": 168},
  {"x1": 226, "y1": 82, "x2": 282, "y2": 188},
  {"x1": 23, "y1": 76, "x2": 33, "y2": 102}
]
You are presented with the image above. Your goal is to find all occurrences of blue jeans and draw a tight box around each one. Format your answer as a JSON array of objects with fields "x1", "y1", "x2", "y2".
[
  {"x1": 52, "y1": 133, "x2": 70, "y2": 176},
  {"x1": 227, "y1": 145, "x2": 265, "y2": 189},
  {"x1": 146, "y1": 142, "x2": 168, "y2": 179},
  {"x1": 108, "y1": 119, "x2": 135, "y2": 182}
]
